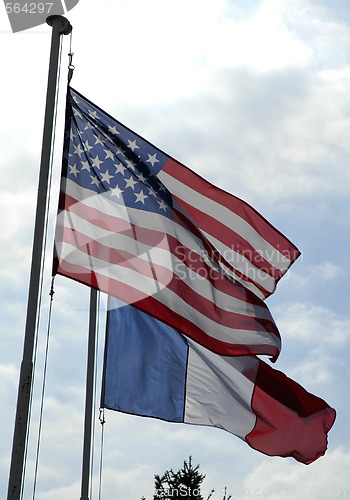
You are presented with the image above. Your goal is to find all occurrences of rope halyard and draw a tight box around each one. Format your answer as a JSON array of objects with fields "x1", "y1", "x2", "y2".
[
  {"x1": 68, "y1": 30, "x2": 75, "y2": 83},
  {"x1": 31, "y1": 277, "x2": 56, "y2": 500},
  {"x1": 98, "y1": 408, "x2": 106, "y2": 500}
]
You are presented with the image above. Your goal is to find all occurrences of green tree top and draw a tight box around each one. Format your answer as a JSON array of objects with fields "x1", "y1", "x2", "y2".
[
  {"x1": 143, "y1": 456, "x2": 230, "y2": 500},
  {"x1": 153, "y1": 456, "x2": 206, "y2": 500}
]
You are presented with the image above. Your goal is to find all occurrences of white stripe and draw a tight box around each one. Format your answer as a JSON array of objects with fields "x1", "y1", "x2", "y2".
[
  {"x1": 63, "y1": 180, "x2": 262, "y2": 293},
  {"x1": 56, "y1": 210, "x2": 172, "y2": 268},
  {"x1": 56, "y1": 241, "x2": 280, "y2": 350},
  {"x1": 57, "y1": 210, "x2": 273, "y2": 321},
  {"x1": 184, "y1": 339, "x2": 259, "y2": 439},
  {"x1": 218, "y1": 264, "x2": 265, "y2": 299},
  {"x1": 202, "y1": 229, "x2": 276, "y2": 295},
  {"x1": 56, "y1": 240, "x2": 170, "y2": 298},
  {"x1": 173, "y1": 199, "x2": 270, "y2": 298},
  {"x1": 158, "y1": 170, "x2": 291, "y2": 271},
  {"x1": 64, "y1": 179, "x2": 208, "y2": 255},
  {"x1": 65, "y1": 178, "x2": 271, "y2": 299}
]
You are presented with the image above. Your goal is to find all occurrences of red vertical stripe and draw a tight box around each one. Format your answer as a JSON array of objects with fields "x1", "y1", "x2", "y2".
[{"x1": 246, "y1": 361, "x2": 336, "y2": 464}]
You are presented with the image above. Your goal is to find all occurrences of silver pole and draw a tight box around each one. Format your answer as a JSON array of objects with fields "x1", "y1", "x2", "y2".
[
  {"x1": 80, "y1": 288, "x2": 98, "y2": 500},
  {"x1": 7, "y1": 15, "x2": 72, "y2": 500}
]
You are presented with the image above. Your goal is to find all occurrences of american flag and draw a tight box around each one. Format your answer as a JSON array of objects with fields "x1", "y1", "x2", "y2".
[{"x1": 53, "y1": 87, "x2": 300, "y2": 360}]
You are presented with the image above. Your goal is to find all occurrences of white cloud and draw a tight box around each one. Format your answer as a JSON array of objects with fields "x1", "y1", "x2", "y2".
[
  {"x1": 270, "y1": 301, "x2": 349, "y2": 400},
  {"x1": 0, "y1": 364, "x2": 18, "y2": 400},
  {"x1": 68, "y1": 0, "x2": 315, "y2": 106},
  {"x1": 276, "y1": 302, "x2": 350, "y2": 347},
  {"x1": 283, "y1": 0, "x2": 350, "y2": 69},
  {"x1": 111, "y1": 62, "x2": 350, "y2": 207},
  {"x1": 311, "y1": 261, "x2": 343, "y2": 281},
  {"x1": 241, "y1": 446, "x2": 350, "y2": 500},
  {"x1": 277, "y1": 261, "x2": 344, "y2": 293}
]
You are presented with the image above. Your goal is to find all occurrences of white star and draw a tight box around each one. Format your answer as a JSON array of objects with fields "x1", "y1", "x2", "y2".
[
  {"x1": 108, "y1": 125, "x2": 119, "y2": 135},
  {"x1": 90, "y1": 175, "x2": 100, "y2": 187},
  {"x1": 84, "y1": 122, "x2": 95, "y2": 131},
  {"x1": 148, "y1": 186, "x2": 158, "y2": 197},
  {"x1": 81, "y1": 160, "x2": 91, "y2": 171},
  {"x1": 69, "y1": 163, "x2": 79, "y2": 177},
  {"x1": 110, "y1": 185, "x2": 124, "y2": 198},
  {"x1": 125, "y1": 158, "x2": 137, "y2": 171},
  {"x1": 84, "y1": 140, "x2": 93, "y2": 152},
  {"x1": 114, "y1": 162, "x2": 126, "y2": 175},
  {"x1": 134, "y1": 190, "x2": 148, "y2": 204},
  {"x1": 74, "y1": 143, "x2": 84, "y2": 158},
  {"x1": 146, "y1": 153, "x2": 160, "y2": 167},
  {"x1": 73, "y1": 108, "x2": 83, "y2": 119},
  {"x1": 94, "y1": 136, "x2": 104, "y2": 146},
  {"x1": 124, "y1": 176, "x2": 138, "y2": 190},
  {"x1": 137, "y1": 172, "x2": 147, "y2": 183},
  {"x1": 127, "y1": 139, "x2": 139, "y2": 152},
  {"x1": 158, "y1": 199, "x2": 168, "y2": 211},
  {"x1": 104, "y1": 149, "x2": 115, "y2": 160},
  {"x1": 70, "y1": 129, "x2": 76, "y2": 140},
  {"x1": 88, "y1": 109, "x2": 98, "y2": 119},
  {"x1": 115, "y1": 147, "x2": 125, "y2": 156},
  {"x1": 91, "y1": 155, "x2": 103, "y2": 169},
  {"x1": 101, "y1": 170, "x2": 113, "y2": 184}
]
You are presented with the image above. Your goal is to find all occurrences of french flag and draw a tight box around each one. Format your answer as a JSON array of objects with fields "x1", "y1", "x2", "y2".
[{"x1": 102, "y1": 299, "x2": 335, "y2": 465}]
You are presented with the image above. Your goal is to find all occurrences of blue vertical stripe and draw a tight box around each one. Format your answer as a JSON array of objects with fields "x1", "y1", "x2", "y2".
[{"x1": 103, "y1": 299, "x2": 188, "y2": 422}]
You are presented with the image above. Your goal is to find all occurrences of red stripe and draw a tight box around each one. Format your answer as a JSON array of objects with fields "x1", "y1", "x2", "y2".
[
  {"x1": 58, "y1": 226, "x2": 170, "y2": 277},
  {"x1": 56, "y1": 263, "x2": 279, "y2": 359},
  {"x1": 61, "y1": 192, "x2": 271, "y2": 302},
  {"x1": 59, "y1": 194, "x2": 269, "y2": 306},
  {"x1": 138, "y1": 295, "x2": 279, "y2": 359},
  {"x1": 59, "y1": 193, "x2": 134, "y2": 233},
  {"x1": 246, "y1": 360, "x2": 336, "y2": 464},
  {"x1": 62, "y1": 192, "x2": 220, "y2": 269},
  {"x1": 174, "y1": 195, "x2": 282, "y2": 280},
  {"x1": 57, "y1": 226, "x2": 279, "y2": 337},
  {"x1": 57, "y1": 189, "x2": 281, "y2": 351},
  {"x1": 163, "y1": 158, "x2": 301, "y2": 263},
  {"x1": 58, "y1": 204, "x2": 263, "y2": 306},
  {"x1": 170, "y1": 236, "x2": 267, "y2": 306},
  {"x1": 172, "y1": 205, "x2": 256, "y2": 288},
  {"x1": 56, "y1": 261, "x2": 152, "y2": 303},
  {"x1": 172, "y1": 204, "x2": 272, "y2": 299},
  {"x1": 165, "y1": 275, "x2": 278, "y2": 337}
]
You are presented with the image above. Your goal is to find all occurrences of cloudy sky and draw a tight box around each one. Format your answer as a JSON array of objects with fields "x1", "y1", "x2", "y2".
[{"x1": 1, "y1": 0, "x2": 350, "y2": 498}]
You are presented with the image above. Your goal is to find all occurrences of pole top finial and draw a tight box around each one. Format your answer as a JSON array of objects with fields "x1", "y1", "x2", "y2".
[{"x1": 46, "y1": 15, "x2": 72, "y2": 35}]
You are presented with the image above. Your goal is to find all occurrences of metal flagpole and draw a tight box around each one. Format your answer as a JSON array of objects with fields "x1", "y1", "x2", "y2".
[
  {"x1": 80, "y1": 288, "x2": 98, "y2": 500},
  {"x1": 7, "y1": 15, "x2": 72, "y2": 500}
]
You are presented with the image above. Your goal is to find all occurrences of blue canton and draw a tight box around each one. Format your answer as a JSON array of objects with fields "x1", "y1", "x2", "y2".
[{"x1": 63, "y1": 88, "x2": 173, "y2": 218}]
